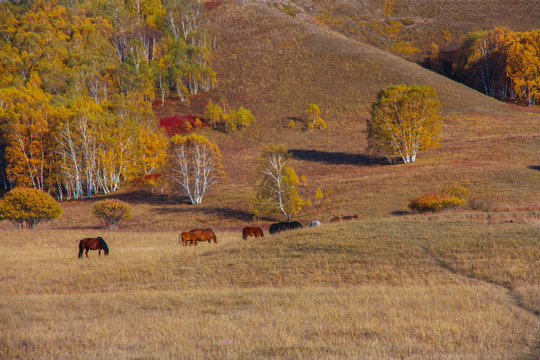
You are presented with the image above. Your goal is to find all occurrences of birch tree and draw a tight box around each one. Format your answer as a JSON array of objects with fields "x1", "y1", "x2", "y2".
[
  {"x1": 367, "y1": 84, "x2": 441, "y2": 164},
  {"x1": 507, "y1": 30, "x2": 540, "y2": 107},
  {"x1": 251, "y1": 144, "x2": 304, "y2": 221},
  {"x1": 306, "y1": 103, "x2": 326, "y2": 129},
  {"x1": 168, "y1": 134, "x2": 224, "y2": 205}
]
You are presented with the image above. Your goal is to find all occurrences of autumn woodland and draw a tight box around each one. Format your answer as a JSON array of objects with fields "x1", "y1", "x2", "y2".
[{"x1": 0, "y1": 0, "x2": 539, "y2": 359}]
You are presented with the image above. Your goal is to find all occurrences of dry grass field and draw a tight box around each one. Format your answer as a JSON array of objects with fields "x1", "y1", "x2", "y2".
[
  {"x1": 1, "y1": 0, "x2": 540, "y2": 358},
  {"x1": 1, "y1": 220, "x2": 539, "y2": 359}
]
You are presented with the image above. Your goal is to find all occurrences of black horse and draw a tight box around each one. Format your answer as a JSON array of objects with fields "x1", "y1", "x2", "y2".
[
  {"x1": 78, "y1": 237, "x2": 109, "y2": 258},
  {"x1": 269, "y1": 221, "x2": 303, "y2": 234}
]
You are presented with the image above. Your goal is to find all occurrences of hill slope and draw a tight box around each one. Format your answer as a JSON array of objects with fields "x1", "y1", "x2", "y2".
[
  {"x1": 10, "y1": 0, "x2": 539, "y2": 232},
  {"x1": 206, "y1": 0, "x2": 508, "y2": 121},
  {"x1": 156, "y1": 0, "x2": 540, "y2": 225}
]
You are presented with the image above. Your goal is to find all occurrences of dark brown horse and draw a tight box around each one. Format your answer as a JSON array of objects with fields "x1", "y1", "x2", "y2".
[
  {"x1": 78, "y1": 237, "x2": 109, "y2": 258},
  {"x1": 179, "y1": 231, "x2": 198, "y2": 247},
  {"x1": 330, "y1": 215, "x2": 359, "y2": 223},
  {"x1": 190, "y1": 228, "x2": 217, "y2": 245},
  {"x1": 242, "y1": 226, "x2": 264, "y2": 240}
]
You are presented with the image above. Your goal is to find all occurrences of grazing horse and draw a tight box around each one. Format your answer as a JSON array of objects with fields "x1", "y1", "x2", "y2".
[
  {"x1": 309, "y1": 220, "x2": 321, "y2": 227},
  {"x1": 180, "y1": 231, "x2": 198, "y2": 247},
  {"x1": 331, "y1": 215, "x2": 358, "y2": 223},
  {"x1": 190, "y1": 228, "x2": 217, "y2": 245},
  {"x1": 269, "y1": 221, "x2": 303, "y2": 234},
  {"x1": 78, "y1": 237, "x2": 109, "y2": 258},
  {"x1": 242, "y1": 226, "x2": 264, "y2": 240}
]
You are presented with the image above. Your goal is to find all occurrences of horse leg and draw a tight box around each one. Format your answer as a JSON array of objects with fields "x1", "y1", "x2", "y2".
[{"x1": 85, "y1": 249, "x2": 89, "y2": 258}]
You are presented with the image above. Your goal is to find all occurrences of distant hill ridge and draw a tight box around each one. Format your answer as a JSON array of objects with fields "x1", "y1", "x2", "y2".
[{"x1": 206, "y1": 0, "x2": 509, "y2": 124}]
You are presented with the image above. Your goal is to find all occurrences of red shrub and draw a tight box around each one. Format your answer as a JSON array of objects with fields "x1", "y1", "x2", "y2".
[{"x1": 159, "y1": 115, "x2": 207, "y2": 136}]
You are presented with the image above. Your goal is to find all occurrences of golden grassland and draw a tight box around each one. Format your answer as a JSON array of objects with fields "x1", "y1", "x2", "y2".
[
  {"x1": 1, "y1": 220, "x2": 539, "y2": 359},
  {"x1": 1, "y1": 1, "x2": 540, "y2": 358}
]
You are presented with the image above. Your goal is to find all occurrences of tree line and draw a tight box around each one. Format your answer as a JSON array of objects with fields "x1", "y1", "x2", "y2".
[
  {"x1": 428, "y1": 27, "x2": 540, "y2": 107},
  {"x1": 0, "y1": 0, "x2": 215, "y2": 199}
]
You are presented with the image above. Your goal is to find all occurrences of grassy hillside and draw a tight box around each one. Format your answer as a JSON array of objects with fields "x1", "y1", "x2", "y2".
[
  {"x1": 1, "y1": 220, "x2": 539, "y2": 359},
  {"x1": 0, "y1": 0, "x2": 536, "y2": 233},
  {"x1": 101, "y1": 0, "x2": 540, "y2": 231},
  {"x1": 258, "y1": 0, "x2": 540, "y2": 61}
]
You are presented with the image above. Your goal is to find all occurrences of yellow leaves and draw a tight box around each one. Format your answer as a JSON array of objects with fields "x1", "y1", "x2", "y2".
[
  {"x1": 0, "y1": 187, "x2": 63, "y2": 229},
  {"x1": 137, "y1": 124, "x2": 167, "y2": 175},
  {"x1": 204, "y1": 100, "x2": 224, "y2": 128},
  {"x1": 306, "y1": 103, "x2": 327, "y2": 129},
  {"x1": 285, "y1": 166, "x2": 299, "y2": 184},
  {"x1": 315, "y1": 187, "x2": 324, "y2": 201},
  {"x1": 257, "y1": 143, "x2": 290, "y2": 165},
  {"x1": 507, "y1": 30, "x2": 540, "y2": 106},
  {"x1": 368, "y1": 84, "x2": 441, "y2": 163},
  {"x1": 168, "y1": 133, "x2": 225, "y2": 204},
  {"x1": 91, "y1": 199, "x2": 131, "y2": 230},
  {"x1": 252, "y1": 144, "x2": 304, "y2": 220},
  {"x1": 0, "y1": 0, "x2": 217, "y2": 198},
  {"x1": 231, "y1": 107, "x2": 256, "y2": 131},
  {"x1": 390, "y1": 41, "x2": 421, "y2": 55},
  {"x1": 204, "y1": 100, "x2": 256, "y2": 132}
]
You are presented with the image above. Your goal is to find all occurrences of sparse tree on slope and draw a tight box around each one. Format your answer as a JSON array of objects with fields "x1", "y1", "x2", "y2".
[
  {"x1": 306, "y1": 103, "x2": 326, "y2": 129},
  {"x1": 251, "y1": 144, "x2": 304, "y2": 221},
  {"x1": 367, "y1": 84, "x2": 441, "y2": 164}
]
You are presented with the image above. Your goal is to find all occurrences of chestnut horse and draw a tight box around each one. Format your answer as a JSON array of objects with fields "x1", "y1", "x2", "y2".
[
  {"x1": 330, "y1": 215, "x2": 358, "y2": 223},
  {"x1": 190, "y1": 228, "x2": 217, "y2": 245},
  {"x1": 78, "y1": 237, "x2": 109, "y2": 258},
  {"x1": 179, "y1": 231, "x2": 198, "y2": 247},
  {"x1": 242, "y1": 226, "x2": 264, "y2": 240}
]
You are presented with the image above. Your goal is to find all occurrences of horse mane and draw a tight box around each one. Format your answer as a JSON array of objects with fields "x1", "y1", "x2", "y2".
[{"x1": 97, "y1": 237, "x2": 109, "y2": 254}]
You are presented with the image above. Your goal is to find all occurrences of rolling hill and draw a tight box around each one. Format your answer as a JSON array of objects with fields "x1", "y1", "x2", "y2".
[
  {"x1": 1, "y1": 0, "x2": 538, "y2": 231},
  {"x1": 145, "y1": 0, "x2": 540, "y2": 231}
]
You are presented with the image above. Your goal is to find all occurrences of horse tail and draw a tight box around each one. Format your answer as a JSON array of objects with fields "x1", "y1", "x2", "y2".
[
  {"x1": 78, "y1": 240, "x2": 83, "y2": 258},
  {"x1": 242, "y1": 228, "x2": 247, "y2": 240},
  {"x1": 97, "y1": 237, "x2": 109, "y2": 255}
]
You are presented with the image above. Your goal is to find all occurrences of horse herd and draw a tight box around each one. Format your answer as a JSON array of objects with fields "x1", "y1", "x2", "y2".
[
  {"x1": 179, "y1": 220, "x2": 305, "y2": 247},
  {"x1": 77, "y1": 216, "x2": 358, "y2": 257}
]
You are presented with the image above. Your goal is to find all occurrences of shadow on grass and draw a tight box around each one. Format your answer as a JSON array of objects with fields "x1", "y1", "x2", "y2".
[
  {"x1": 290, "y1": 149, "x2": 385, "y2": 166},
  {"x1": 391, "y1": 210, "x2": 411, "y2": 216},
  {"x1": 528, "y1": 165, "x2": 540, "y2": 171}
]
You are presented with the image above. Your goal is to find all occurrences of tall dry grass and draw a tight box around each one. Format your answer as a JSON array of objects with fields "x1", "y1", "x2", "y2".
[{"x1": 1, "y1": 219, "x2": 539, "y2": 359}]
